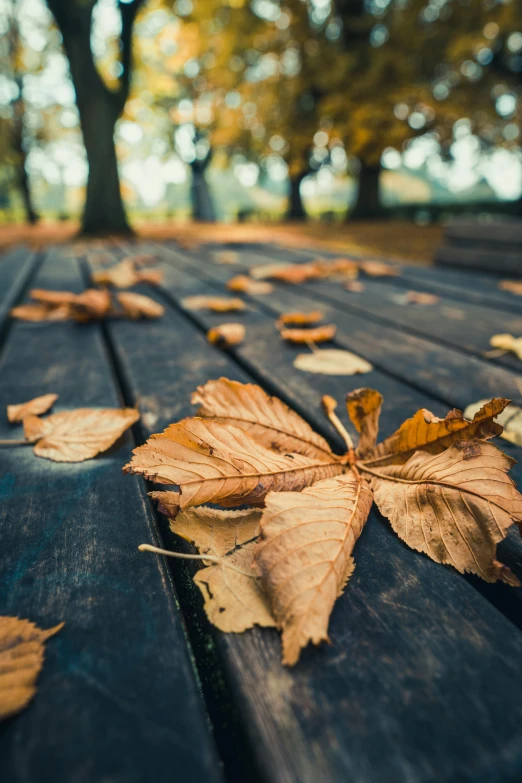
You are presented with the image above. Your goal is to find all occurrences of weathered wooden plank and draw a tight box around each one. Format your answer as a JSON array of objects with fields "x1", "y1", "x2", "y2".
[
  {"x1": 0, "y1": 250, "x2": 223, "y2": 783},
  {"x1": 88, "y1": 249, "x2": 522, "y2": 783},
  {"x1": 0, "y1": 245, "x2": 40, "y2": 330},
  {"x1": 445, "y1": 219, "x2": 522, "y2": 247}
]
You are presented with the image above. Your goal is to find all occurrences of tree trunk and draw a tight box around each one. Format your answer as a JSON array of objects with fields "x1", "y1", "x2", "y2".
[
  {"x1": 349, "y1": 163, "x2": 385, "y2": 220},
  {"x1": 286, "y1": 173, "x2": 307, "y2": 220},
  {"x1": 49, "y1": 3, "x2": 133, "y2": 236},
  {"x1": 190, "y1": 165, "x2": 216, "y2": 222}
]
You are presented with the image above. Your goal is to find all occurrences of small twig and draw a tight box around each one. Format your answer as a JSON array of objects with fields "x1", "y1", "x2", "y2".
[
  {"x1": 0, "y1": 438, "x2": 34, "y2": 447},
  {"x1": 321, "y1": 394, "x2": 354, "y2": 451},
  {"x1": 138, "y1": 544, "x2": 255, "y2": 577}
]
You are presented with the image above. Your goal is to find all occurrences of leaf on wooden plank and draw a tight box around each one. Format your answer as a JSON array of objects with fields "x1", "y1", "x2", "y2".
[
  {"x1": 464, "y1": 399, "x2": 522, "y2": 448},
  {"x1": 23, "y1": 407, "x2": 140, "y2": 462},
  {"x1": 7, "y1": 393, "x2": 58, "y2": 423},
  {"x1": 256, "y1": 473, "x2": 373, "y2": 665},
  {"x1": 366, "y1": 398, "x2": 509, "y2": 467},
  {"x1": 293, "y1": 348, "x2": 372, "y2": 376},
  {"x1": 276, "y1": 310, "x2": 324, "y2": 327},
  {"x1": 346, "y1": 388, "x2": 383, "y2": 457},
  {"x1": 280, "y1": 325, "x2": 337, "y2": 344},
  {"x1": 92, "y1": 258, "x2": 141, "y2": 288},
  {"x1": 191, "y1": 377, "x2": 335, "y2": 460},
  {"x1": 149, "y1": 490, "x2": 181, "y2": 519},
  {"x1": 214, "y1": 250, "x2": 239, "y2": 265},
  {"x1": 135, "y1": 268, "x2": 164, "y2": 286},
  {"x1": 207, "y1": 323, "x2": 245, "y2": 347},
  {"x1": 116, "y1": 292, "x2": 165, "y2": 319},
  {"x1": 10, "y1": 303, "x2": 73, "y2": 322},
  {"x1": 124, "y1": 418, "x2": 343, "y2": 508},
  {"x1": 405, "y1": 290, "x2": 440, "y2": 305},
  {"x1": 226, "y1": 275, "x2": 273, "y2": 295},
  {"x1": 313, "y1": 258, "x2": 359, "y2": 280},
  {"x1": 363, "y1": 440, "x2": 522, "y2": 585},
  {"x1": 490, "y1": 333, "x2": 522, "y2": 361},
  {"x1": 181, "y1": 295, "x2": 246, "y2": 312},
  {"x1": 345, "y1": 281, "x2": 365, "y2": 293},
  {"x1": 359, "y1": 260, "x2": 400, "y2": 277},
  {"x1": 0, "y1": 617, "x2": 63, "y2": 721},
  {"x1": 499, "y1": 280, "x2": 522, "y2": 296},
  {"x1": 250, "y1": 262, "x2": 288, "y2": 279},
  {"x1": 251, "y1": 263, "x2": 318, "y2": 284}
]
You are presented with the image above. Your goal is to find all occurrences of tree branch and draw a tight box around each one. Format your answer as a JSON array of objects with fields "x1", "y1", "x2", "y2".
[{"x1": 117, "y1": 0, "x2": 146, "y2": 110}]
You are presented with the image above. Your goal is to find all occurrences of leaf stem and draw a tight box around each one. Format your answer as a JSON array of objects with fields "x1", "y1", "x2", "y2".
[
  {"x1": 138, "y1": 544, "x2": 255, "y2": 577},
  {"x1": 0, "y1": 438, "x2": 34, "y2": 447},
  {"x1": 322, "y1": 395, "x2": 354, "y2": 450}
]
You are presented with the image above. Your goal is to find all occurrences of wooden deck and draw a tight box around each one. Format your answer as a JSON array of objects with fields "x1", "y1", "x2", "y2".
[{"x1": 1, "y1": 240, "x2": 522, "y2": 783}]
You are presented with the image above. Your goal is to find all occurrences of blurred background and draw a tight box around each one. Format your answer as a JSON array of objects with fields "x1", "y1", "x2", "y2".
[{"x1": 0, "y1": 0, "x2": 521, "y2": 240}]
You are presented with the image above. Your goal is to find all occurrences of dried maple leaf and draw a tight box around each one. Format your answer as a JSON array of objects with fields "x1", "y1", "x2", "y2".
[
  {"x1": 280, "y1": 325, "x2": 337, "y2": 344},
  {"x1": 0, "y1": 617, "x2": 63, "y2": 721},
  {"x1": 226, "y1": 275, "x2": 273, "y2": 295},
  {"x1": 293, "y1": 348, "x2": 373, "y2": 375},
  {"x1": 464, "y1": 399, "x2": 522, "y2": 448},
  {"x1": 92, "y1": 258, "x2": 139, "y2": 288},
  {"x1": 365, "y1": 397, "x2": 508, "y2": 467},
  {"x1": 362, "y1": 440, "x2": 521, "y2": 585},
  {"x1": 406, "y1": 290, "x2": 440, "y2": 305},
  {"x1": 191, "y1": 377, "x2": 334, "y2": 460},
  {"x1": 182, "y1": 295, "x2": 246, "y2": 312},
  {"x1": 359, "y1": 260, "x2": 400, "y2": 277},
  {"x1": 207, "y1": 323, "x2": 245, "y2": 347},
  {"x1": 277, "y1": 310, "x2": 324, "y2": 327},
  {"x1": 170, "y1": 507, "x2": 275, "y2": 632},
  {"x1": 256, "y1": 473, "x2": 373, "y2": 665},
  {"x1": 345, "y1": 281, "x2": 365, "y2": 293},
  {"x1": 490, "y1": 333, "x2": 522, "y2": 361},
  {"x1": 7, "y1": 393, "x2": 58, "y2": 423},
  {"x1": 124, "y1": 418, "x2": 343, "y2": 508},
  {"x1": 23, "y1": 407, "x2": 140, "y2": 462},
  {"x1": 499, "y1": 280, "x2": 522, "y2": 296},
  {"x1": 346, "y1": 388, "x2": 383, "y2": 457},
  {"x1": 116, "y1": 292, "x2": 165, "y2": 319}
]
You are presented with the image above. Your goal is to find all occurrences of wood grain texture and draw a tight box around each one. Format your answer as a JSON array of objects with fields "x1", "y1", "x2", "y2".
[
  {"x1": 0, "y1": 251, "x2": 223, "y2": 783},
  {"x1": 92, "y1": 243, "x2": 522, "y2": 783}
]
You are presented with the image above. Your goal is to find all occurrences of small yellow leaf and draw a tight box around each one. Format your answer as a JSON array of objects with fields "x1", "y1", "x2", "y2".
[
  {"x1": 182, "y1": 296, "x2": 246, "y2": 312},
  {"x1": 277, "y1": 310, "x2": 324, "y2": 326},
  {"x1": 280, "y1": 325, "x2": 336, "y2": 344},
  {"x1": 490, "y1": 334, "x2": 522, "y2": 361},
  {"x1": 116, "y1": 292, "x2": 165, "y2": 319},
  {"x1": 207, "y1": 323, "x2": 245, "y2": 347},
  {"x1": 293, "y1": 348, "x2": 372, "y2": 375},
  {"x1": 226, "y1": 275, "x2": 273, "y2": 295},
  {"x1": 499, "y1": 280, "x2": 522, "y2": 296}
]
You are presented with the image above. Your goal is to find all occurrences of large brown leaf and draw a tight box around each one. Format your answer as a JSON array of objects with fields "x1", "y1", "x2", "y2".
[
  {"x1": 365, "y1": 398, "x2": 508, "y2": 467},
  {"x1": 191, "y1": 378, "x2": 335, "y2": 460},
  {"x1": 7, "y1": 393, "x2": 58, "y2": 423},
  {"x1": 0, "y1": 617, "x2": 63, "y2": 721},
  {"x1": 364, "y1": 440, "x2": 522, "y2": 585},
  {"x1": 24, "y1": 407, "x2": 140, "y2": 462},
  {"x1": 346, "y1": 388, "x2": 383, "y2": 457},
  {"x1": 124, "y1": 418, "x2": 343, "y2": 508},
  {"x1": 256, "y1": 472, "x2": 373, "y2": 665}
]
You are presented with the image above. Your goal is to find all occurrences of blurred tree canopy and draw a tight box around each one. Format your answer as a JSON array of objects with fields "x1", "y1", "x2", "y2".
[{"x1": 0, "y1": 0, "x2": 521, "y2": 232}]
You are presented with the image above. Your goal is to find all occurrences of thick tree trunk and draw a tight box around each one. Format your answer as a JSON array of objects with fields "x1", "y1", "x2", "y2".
[
  {"x1": 349, "y1": 163, "x2": 385, "y2": 220},
  {"x1": 49, "y1": 3, "x2": 133, "y2": 236},
  {"x1": 190, "y1": 161, "x2": 216, "y2": 222},
  {"x1": 286, "y1": 173, "x2": 307, "y2": 220}
]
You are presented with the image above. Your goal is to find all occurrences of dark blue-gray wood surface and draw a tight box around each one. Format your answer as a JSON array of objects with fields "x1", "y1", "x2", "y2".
[{"x1": 0, "y1": 250, "x2": 223, "y2": 783}]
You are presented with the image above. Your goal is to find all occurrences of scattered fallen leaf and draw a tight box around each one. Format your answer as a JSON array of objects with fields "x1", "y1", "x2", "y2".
[
  {"x1": 7, "y1": 393, "x2": 58, "y2": 423},
  {"x1": 499, "y1": 280, "x2": 522, "y2": 296},
  {"x1": 182, "y1": 295, "x2": 246, "y2": 312},
  {"x1": 464, "y1": 399, "x2": 522, "y2": 448},
  {"x1": 406, "y1": 290, "x2": 440, "y2": 305},
  {"x1": 125, "y1": 417, "x2": 343, "y2": 508},
  {"x1": 191, "y1": 377, "x2": 334, "y2": 459},
  {"x1": 92, "y1": 258, "x2": 139, "y2": 288},
  {"x1": 171, "y1": 507, "x2": 275, "y2": 632},
  {"x1": 24, "y1": 407, "x2": 140, "y2": 462},
  {"x1": 277, "y1": 310, "x2": 324, "y2": 327},
  {"x1": 214, "y1": 250, "x2": 239, "y2": 265},
  {"x1": 490, "y1": 333, "x2": 522, "y2": 361},
  {"x1": 280, "y1": 325, "x2": 337, "y2": 344},
  {"x1": 129, "y1": 379, "x2": 522, "y2": 664},
  {"x1": 226, "y1": 275, "x2": 273, "y2": 295},
  {"x1": 294, "y1": 348, "x2": 373, "y2": 376},
  {"x1": 207, "y1": 323, "x2": 245, "y2": 347},
  {"x1": 251, "y1": 262, "x2": 319, "y2": 284},
  {"x1": 256, "y1": 473, "x2": 372, "y2": 665},
  {"x1": 360, "y1": 260, "x2": 400, "y2": 277},
  {"x1": 116, "y1": 292, "x2": 165, "y2": 319},
  {"x1": 0, "y1": 616, "x2": 63, "y2": 721},
  {"x1": 345, "y1": 281, "x2": 365, "y2": 292},
  {"x1": 314, "y1": 258, "x2": 359, "y2": 280}
]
